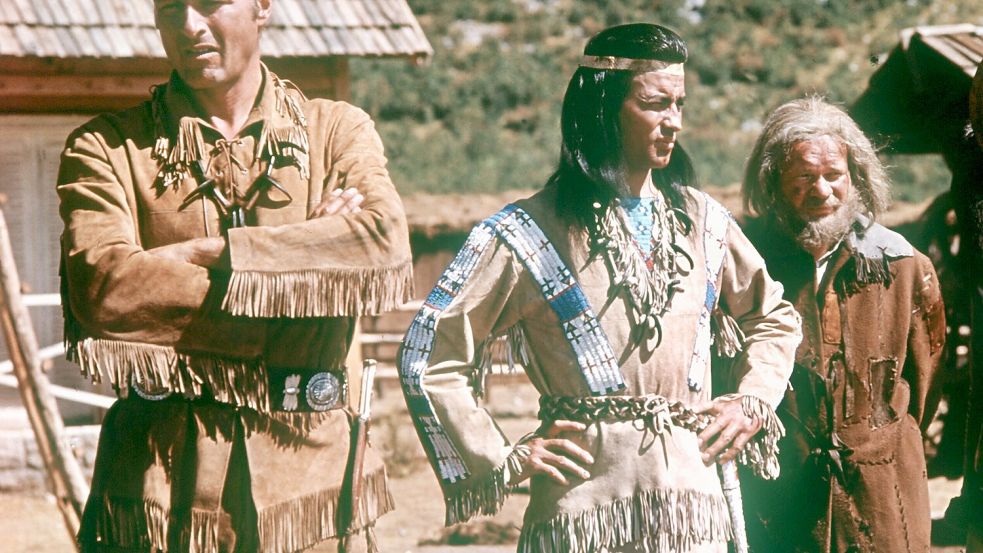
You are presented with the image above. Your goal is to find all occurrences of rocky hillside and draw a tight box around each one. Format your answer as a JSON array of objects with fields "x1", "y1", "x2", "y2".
[{"x1": 352, "y1": 0, "x2": 981, "y2": 202}]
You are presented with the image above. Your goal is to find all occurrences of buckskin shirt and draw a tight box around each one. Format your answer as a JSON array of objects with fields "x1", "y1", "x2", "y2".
[
  {"x1": 58, "y1": 66, "x2": 412, "y2": 552},
  {"x1": 399, "y1": 185, "x2": 801, "y2": 553},
  {"x1": 743, "y1": 215, "x2": 945, "y2": 553}
]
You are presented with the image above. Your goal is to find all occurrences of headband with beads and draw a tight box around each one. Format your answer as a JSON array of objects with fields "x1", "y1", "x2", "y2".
[{"x1": 579, "y1": 55, "x2": 684, "y2": 75}]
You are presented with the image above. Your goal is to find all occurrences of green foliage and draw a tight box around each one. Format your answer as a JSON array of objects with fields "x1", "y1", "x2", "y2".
[{"x1": 352, "y1": 0, "x2": 981, "y2": 199}]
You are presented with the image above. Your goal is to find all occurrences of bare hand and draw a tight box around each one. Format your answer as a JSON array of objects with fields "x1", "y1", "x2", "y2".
[
  {"x1": 513, "y1": 420, "x2": 594, "y2": 486},
  {"x1": 695, "y1": 396, "x2": 762, "y2": 465},
  {"x1": 309, "y1": 187, "x2": 364, "y2": 219},
  {"x1": 147, "y1": 237, "x2": 228, "y2": 269}
]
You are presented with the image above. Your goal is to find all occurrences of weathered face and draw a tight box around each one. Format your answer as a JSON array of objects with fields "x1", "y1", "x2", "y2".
[
  {"x1": 154, "y1": 0, "x2": 270, "y2": 91},
  {"x1": 619, "y1": 70, "x2": 686, "y2": 173},
  {"x1": 779, "y1": 136, "x2": 852, "y2": 223}
]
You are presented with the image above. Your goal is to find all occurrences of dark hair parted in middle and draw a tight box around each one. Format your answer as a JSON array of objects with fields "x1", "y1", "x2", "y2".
[{"x1": 548, "y1": 23, "x2": 696, "y2": 229}]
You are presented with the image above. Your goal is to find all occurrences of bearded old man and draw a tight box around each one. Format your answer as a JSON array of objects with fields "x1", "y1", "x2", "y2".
[
  {"x1": 740, "y1": 97, "x2": 946, "y2": 553},
  {"x1": 58, "y1": 0, "x2": 411, "y2": 551},
  {"x1": 399, "y1": 23, "x2": 800, "y2": 553}
]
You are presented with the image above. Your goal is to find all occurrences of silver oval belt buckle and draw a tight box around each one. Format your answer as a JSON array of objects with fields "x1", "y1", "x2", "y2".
[{"x1": 306, "y1": 372, "x2": 342, "y2": 412}]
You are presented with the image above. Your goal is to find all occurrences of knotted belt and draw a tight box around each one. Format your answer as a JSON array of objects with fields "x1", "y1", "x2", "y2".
[
  {"x1": 538, "y1": 393, "x2": 752, "y2": 552},
  {"x1": 538, "y1": 394, "x2": 713, "y2": 435}
]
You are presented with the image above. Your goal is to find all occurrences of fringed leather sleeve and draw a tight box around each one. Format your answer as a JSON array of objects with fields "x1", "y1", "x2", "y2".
[
  {"x1": 224, "y1": 103, "x2": 413, "y2": 318},
  {"x1": 713, "y1": 209, "x2": 800, "y2": 480},
  {"x1": 58, "y1": 118, "x2": 270, "y2": 358},
  {"x1": 398, "y1": 228, "x2": 528, "y2": 526},
  {"x1": 715, "y1": 216, "x2": 801, "y2": 410},
  {"x1": 713, "y1": 393, "x2": 786, "y2": 480}
]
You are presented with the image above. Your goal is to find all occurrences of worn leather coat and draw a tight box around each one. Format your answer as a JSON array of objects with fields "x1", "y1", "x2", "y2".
[{"x1": 743, "y1": 215, "x2": 945, "y2": 553}]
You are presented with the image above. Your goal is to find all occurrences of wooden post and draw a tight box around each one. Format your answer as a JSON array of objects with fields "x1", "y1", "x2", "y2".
[{"x1": 0, "y1": 208, "x2": 87, "y2": 549}]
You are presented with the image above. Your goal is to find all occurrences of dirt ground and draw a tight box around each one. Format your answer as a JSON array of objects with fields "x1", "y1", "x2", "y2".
[{"x1": 0, "y1": 378, "x2": 971, "y2": 553}]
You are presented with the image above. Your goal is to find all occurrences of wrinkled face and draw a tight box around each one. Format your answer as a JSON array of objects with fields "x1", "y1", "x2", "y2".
[
  {"x1": 154, "y1": 0, "x2": 269, "y2": 91},
  {"x1": 779, "y1": 136, "x2": 853, "y2": 223},
  {"x1": 619, "y1": 70, "x2": 685, "y2": 172}
]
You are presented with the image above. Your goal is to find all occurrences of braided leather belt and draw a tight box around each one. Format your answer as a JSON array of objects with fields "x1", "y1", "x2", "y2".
[{"x1": 538, "y1": 394, "x2": 712, "y2": 435}]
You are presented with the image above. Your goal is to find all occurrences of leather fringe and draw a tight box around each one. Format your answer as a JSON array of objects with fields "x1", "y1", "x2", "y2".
[
  {"x1": 79, "y1": 496, "x2": 220, "y2": 553},
  {"x1": 72, "y1": 337, "x2": 177, "y2": 388},
  {"x1": 853, "y1": 252, "x2": 894, "y2": 286},
  {"x1": 711, "y1": 310, "x2": 745, "y2": 358},
  {"x1": 257, "y1": 467, "x2": 394, "y2": 553},
  {"x1": 222, "y1": 260, "x2": 414, "y2": 318},
  {"x1": 445, "y1": 461, "x2": 512, "y2": 526},
  {"x1": 69, "y1": 337, "x2": 269, "y2": 411},
  {"x1": 191, "y1": 353, "x2": 270, "y2": 412},
  {"x1": 186, "y1": 510, "x2": 221, "y2": 553},
  {"x1": 82, "y1": 469, "x2": 392, "y2": 552},
  {"x1": 473, "y1": 325, "x2": 530, "y2": 398},
  {"x1": 733, "y1": 394, "x2": 785, "y2": 480},
  {"x1": 516, "y1": 488, "x2": 732, "y2": 553}
]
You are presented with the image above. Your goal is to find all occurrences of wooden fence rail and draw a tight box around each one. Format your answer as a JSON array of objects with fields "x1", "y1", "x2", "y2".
[{"x1": 0, "y1": 208, "x2": 86, "y2": 550}]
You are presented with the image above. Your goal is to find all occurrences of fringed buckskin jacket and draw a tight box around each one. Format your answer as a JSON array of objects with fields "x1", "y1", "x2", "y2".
[
  {"x1": 398, "y1": 186, "x2": 801, "y2": 553},
  {"x1": 58, "y1": 67, "x2": 412, "y2": 552},
  {"x1": 742, "y1": 215, "x2": 945, "y2": 553}
]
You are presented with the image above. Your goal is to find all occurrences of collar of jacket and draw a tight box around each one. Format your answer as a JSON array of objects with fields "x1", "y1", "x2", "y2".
[
  {"x1": 842, "y1": 213, "x2": 913, "y2": 286},
  {"x1": 152, "y1": 63, "x2": 311, "y2": 188},
  {"x1": 752, "y1": 212, "x2": 914, "y2": 289}
]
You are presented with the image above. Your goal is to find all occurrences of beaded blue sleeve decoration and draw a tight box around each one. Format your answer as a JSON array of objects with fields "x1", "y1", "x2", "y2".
[
  {"x1": 686, "y1": 194, "x2": 733, "y2": 392},
  {"x1": 400, "y1": 204, "x2": 625, "y2": 483}
]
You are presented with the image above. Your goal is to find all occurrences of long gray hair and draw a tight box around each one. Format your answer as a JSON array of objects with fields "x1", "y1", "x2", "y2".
[{"x1": 742, "y1": 96, "x2": 891, "y2": 219}]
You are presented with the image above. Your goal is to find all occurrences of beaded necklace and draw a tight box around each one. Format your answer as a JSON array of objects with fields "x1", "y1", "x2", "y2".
[{"x1": 589, "y1": 188, "x2": 693, "y2": 346}]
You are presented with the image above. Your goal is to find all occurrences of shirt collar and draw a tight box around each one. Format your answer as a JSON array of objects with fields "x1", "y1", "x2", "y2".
[
  {"x1": 815, "y1": 238, "x2": 843, "y2": 268},
  {"x1": 152, "y1": 63, "x2": 310, "y2": 187},
  {"x1": 161, "y1": 63, "x2": 288, "y2": 142}
]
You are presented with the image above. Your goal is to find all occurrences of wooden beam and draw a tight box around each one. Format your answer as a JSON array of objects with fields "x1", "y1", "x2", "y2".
[
  {"x1": 0, "y1": 73, "x2": 163, "y2": 98},
  {"x1": 0, "y1": 208, "x2": 88, "y2": 549},
  {"x1": 0, "y1": 55, "x2": 352, "y2": 112}
]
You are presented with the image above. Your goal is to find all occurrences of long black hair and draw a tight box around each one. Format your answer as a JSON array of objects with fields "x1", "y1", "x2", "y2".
[{"x1": 549, "y1": 23, "x2": 696, "y2": 229}]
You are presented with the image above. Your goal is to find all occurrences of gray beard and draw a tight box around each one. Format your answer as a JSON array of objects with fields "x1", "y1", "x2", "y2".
[{"x1": 779, "y1": 191, "x2": 863, "y2": 253}]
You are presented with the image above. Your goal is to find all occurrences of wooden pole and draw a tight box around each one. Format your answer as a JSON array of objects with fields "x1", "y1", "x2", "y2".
[{"x1": 0, "y1": 208, "x2": 87, "y2": 549}]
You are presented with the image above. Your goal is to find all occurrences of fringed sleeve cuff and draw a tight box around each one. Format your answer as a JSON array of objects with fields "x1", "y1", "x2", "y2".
[
  {"x1": 731, "y1": 393, "x2": 785, "y2": 480},
  {"x1": 222, "y1": 259, "x2": 414, "y2": 318},
  {"x1": 445, "y1": 458, "x2": 514, "y2": 526}
]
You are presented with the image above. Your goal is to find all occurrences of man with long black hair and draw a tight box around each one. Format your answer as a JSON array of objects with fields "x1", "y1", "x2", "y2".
[{"x1": 399, "y1": 23, "x2": 800, "y2": 552}]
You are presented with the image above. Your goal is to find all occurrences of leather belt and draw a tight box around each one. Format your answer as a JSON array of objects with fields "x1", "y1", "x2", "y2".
[{"x1": 131, "y1": 367, "x2": 348, "y2": 413}]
